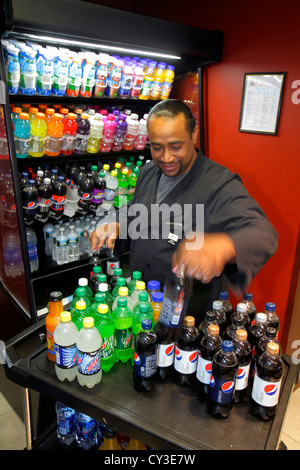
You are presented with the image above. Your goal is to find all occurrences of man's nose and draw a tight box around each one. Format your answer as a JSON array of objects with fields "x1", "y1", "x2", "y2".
[{"x1": 161, "y1": 147, "x2": 175, "y2": 162}]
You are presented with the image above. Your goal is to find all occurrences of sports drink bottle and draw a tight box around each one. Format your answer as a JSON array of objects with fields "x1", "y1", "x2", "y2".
[
  {"x1": 133, "y1": 318, "x2": 157, "y2": 392},
  {"x1": 264, "y1": 302, "x2": 280, "y2": 332},
  {"x1": 122, "y1": 113, "x2": 139, "y2": 151},
  {"x1": 61, "y1": 113, "x2": 77, "y2": 155},
  {"x1": 74, "y1": 113, "x2": 90, "y2": 154},
  {"x1": 99, "y1": 113, "x2": 117, "y2": 152},
  {"x1": 232, "y1": 329, "x2": 252, "y2": 403},
  {"x1": 193, "y1": 323, "x2": 222, "y2": 400},
  {"x1": 77, "y1": 316, "x2": 102, "y2": 388},
  {"x1": 112, "y1": 298, "x2": 132, "y2": 364},
  {"x1": 243, "y1": 292, "x2": 256, "y2": 322},
  {"x1": 14, "y1": 112, "x2": 31, "y2": 158},
  {"x1": 94, "y1": 53, "x2": 108, "y2": 97},
  {"x1": 207, "y1": 340, "x2": 238, "y2": 419},
  {"x1": 54, "y1": 311, "x2": 78, "y2": 382},
  {"x1": 172, "y1": 316, "x2": 199, "y2": 386},
  {"x1": 134, "y1": 114, "x2": 148, "y2": 150},
  {"x1": 250, "y1": 342, "x2": 283, "y2": 420},
  {"x1": 28, "y1": 112, "x2": 47, "y2": 157},
  {"x1": 111, "y1": 113, "x2": 127, "y2": 151}
]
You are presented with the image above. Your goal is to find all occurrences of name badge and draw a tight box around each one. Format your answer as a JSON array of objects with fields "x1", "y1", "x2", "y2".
[{"x1": 167, "y1": 232, "x2": 179, "y2": 246}]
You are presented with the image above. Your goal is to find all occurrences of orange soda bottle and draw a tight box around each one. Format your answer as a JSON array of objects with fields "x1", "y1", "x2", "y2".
[
  {"x1": 45, "y1": 291, "x2": 63, "y2": 361},
  {"x1": 151, "y1": 291, "x2": 164, "y2": 323},
  {"x1": 45, "y1": 113, "x2": 64, "y2": 156}
]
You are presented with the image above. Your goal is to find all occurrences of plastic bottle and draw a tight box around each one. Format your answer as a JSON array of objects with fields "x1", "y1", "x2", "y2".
[
  {"x1": 109, "y1": 267, "x2": 124, "y2": 291},
  {"x1": 264, "y1": 302, "x2": 280, "y2": 332},
  {"x1": 255, "y1": 327, "x2": 281, "y2": 359},
  {"x1": 232, "y1": 329, "x2": 252, "y2": 403},
  {"x1": 207, "y1": 340, "x2": 239, "y2": 419},
  {"x1": 147, "y1": 280, "x2": 161, "y2": 301},
  {"x1": 155, "y1": 271, "x2": 192, "y2": 379},
  {"x1": 5, "y1": 43, "x2": 20, "y2": 94},
  {"x1": 132, "y1": 291, "x2": 154, "y2": 318},
  {"x1": 46, "y1": 291, "x2": 63, "y2": 362},
  {"x1": 68, "y1": 224, "x2": 80, "y2": 262},
  {"x1": 55, "y1": 402, "x2": 75, "y2": 447},
  {"x1": 172, "y1": 316, "x2": 199, "y2": 386},
  {"x1": 112, "y1": 285, "x2": 132, "y2": 311},
  {"x1": 111, "y1": 277, "x2": 127, "y2": 300},
  {"x1": 66, "y1": 53, "x2": 82, "y2": 97},
  {"x1": 36, "y1": 49, "x2": 53, "y2": 96},
  {"x1": 118, "y1": 60, "x2": 134, "y2": 98},
  {"x1": 232, "y1": 302, "x2": 250, "y2": 331},
  {"x1": 247, "y1": 312, "x2": 268, "y2": 351},
  {"x1": 130, "y1": 280, "x2": 147, "y2": 305},
  {"x1": 105, "y1": 57, "x2": 122, "y2": 98},
  {"x1": 61, "y1": 113, "x2": 77, "y2": 155},
  {"x1": 89, "y1": 266, "x2": 102, "y2": 296},
  {"x1": 134, "y1": 114, "x2": 148, "y2": 150},
  {"x1": 133, "y1": 318, "x2": 157, "y2": 392},
  {"x1": 3, "y1": 230, "x2": 23, "y2": 278},
  {"x1": 159, "y1": 65, "x2": 175, "y2": 100},
  {"x1": 243, "y1": 292, "x2": 256, "y2": 322},
  {"x1": 36, "y1": 178, "x2": 53, "y2": 223},
  {"x1": 43, "y1": 222, "x2": 54, "y2": 256},
  {"x1": 218, "y1": 290, "x2": 233, "y2": 326},
  {"x1": 20, "y1": 47, "x2": 37, "y2": 95},
  {"x1": 130, "y1": 61, "x2": 145, "y2": 99},
  {"x1": 111, "y1": 113, "x2": 127, "y2": 151},
  {"x1": 80, "y1": 55, "x2": 96, "y2": 97},
  {"x1": 100, "y1": 427, "x2": 122, "y2": 450},
  {"x1": 74, "y1": 113, "x2": 90, "y2": 154},
  {"x1": 102, "y1": 170, "x2": 118, "y2": 209},
  {"x1": 71, "y1": 300, "x2": 89, "y2": 331},
  {"x1": 77, "y1": 172, "x2": 94, "y2": 215},
  {"x1": 151, "y1": 291, "x2": 164, "y2": 323},
  {"x1": 52, "y1": 52, "x2": 69, "y2": 96},
  {"x1": 149, "y1": 62, "x2": 166, "y2": 99},
  {"x1": 223, "y1": 312, "x2": 246, "y2": 342},
  {"x1": 211, "y1": 300, "x2": 227, "y2": 338},
  {"x1": 56, "y1": 227, "x2": 69, "y2": 265},
  {"x1": 250, "y1": 342, "x2": 283, "y2": 420},
  {"x1": 78, "y1": 277, "x2": 94, "y2": 305},
  {"x1": 12, "y1": 106, "x2": 21, "y2": 127},
  {"x1": 54, "y1": 311, "x2": 78, "y2": 382},
  {"x1": 22, "y1": 179, "x2": 37, "y2": 226},
  {"x1": 14, "y1": 112, "x2": 31, "y2": 158},
  {"x1": 87, "y1": 113, "x2": 103, "y2": 153},
  {"x1": 28, "y1": 107, "x2": 38, "y2": 123},
  {"x1": 114, "y1": 167, "x2": 129, "y2": 208},
  {"x1": 77, "y1": 316, "x2": 102, "y2": 388},
  {"x1": 45, "y1": 113, "x2": 64, "y2": 156},
  {"x1": 99, "y1": 113, "x2": 117, "y2": 152},
  {"x1": 75, "y1": 411, "x2": 97, "y2": 450},
  {"x1": 94, "y1": 304, "x2": 115, "y2": 373},
  {"x1": 94, "y1": 53, "x2": 108, "y2": 97},
  {"x1": 98, "y1": 283, "x2": 113, "y2": 311},
  {"x1": 139, "y1": 61, "x2": 156, "y2": 100},
  {"x1": 26, "y1": 226, "x2": 39, "y2": 272},
  {"x1": 193, "y1": 323, "x2": 222, "y2": 400},
  {"x1": 128, "y1": 270, "x2": 142, "y2": 296},
  {"x1": 49, "y1": 175, "x2": 67, "y2": 221},
  {"x1": 28, "y1": 112, "x2": 47, "y2": 157},
  {"x1": 122, "y1": 113, "x2": 139, "y2": 151},
  {"x1": 112, "y1": 298, "x2": 133, "y2": 364},
  {"x1": 132, "y1": 302, "x2": 154, "y2": 362}
]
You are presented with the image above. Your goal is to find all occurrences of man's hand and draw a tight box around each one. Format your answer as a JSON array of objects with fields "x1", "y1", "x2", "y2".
[
  {"x1": 172, "y1": 233, "x2": 236, "y2": 284},
  {"x1": 89, "y1": 222, "x2": 120, "y2": 252}
]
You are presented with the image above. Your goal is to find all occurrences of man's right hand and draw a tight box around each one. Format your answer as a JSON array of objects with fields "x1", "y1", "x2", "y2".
[{"x1": 89, "y1": 222, "x2": 120, "y2": 252}]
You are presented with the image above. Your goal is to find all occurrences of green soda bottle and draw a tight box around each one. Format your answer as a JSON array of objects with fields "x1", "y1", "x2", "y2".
[
  {"x1": 112, "y1": 298, "x2": 132, "y2": 364},
  {"x1": 70, "y1": 287, "x2": 92, "y2": 315},
  {"x1": 78, "y1": 278, "x2": 94, "y2": 305},
  {"x1": 128, "y1": 271, "x2": 142, "y2": 296},
  {"x1": 112, "y1": 286, "x2": 133, "y2": 311},
  {"x1": 131, "y1": 302, "x2": 154, "y2": 366},
  {"x1": 132, "y1": 291, "x2": 154, "y2": 318},
  {"x1": 130, "y1": 280, "x2": 147, "y2": 307},
  {"x1": 111, "y1": 277, "x2": 127, "y2": 300},
  {"x1": 95, "y1": 304, "x2": 115, "y2": 373},
  {"x1": 71, "y1": 300, "x2": 89, "y2": 331},
  {"x1": 98, "y1": 283, "x2": 113, "y2": 310},
  {"x1": 91, "y1": 292, "x2": 111, "y2": 317}
]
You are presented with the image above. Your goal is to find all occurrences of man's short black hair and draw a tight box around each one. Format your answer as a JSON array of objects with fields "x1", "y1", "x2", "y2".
[{"x1": 147, "y1": 99, "x2": 196, "y2": 137}]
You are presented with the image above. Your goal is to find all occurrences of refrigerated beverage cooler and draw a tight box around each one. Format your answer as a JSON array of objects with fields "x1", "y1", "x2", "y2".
[{"x1": 0, "y1": 0, "x2": 296, "y2": 451}]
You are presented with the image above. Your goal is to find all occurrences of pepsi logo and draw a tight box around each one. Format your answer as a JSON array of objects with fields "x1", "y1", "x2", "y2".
[
  {"x1": 264, "y1": 384, "x2": 277, "y2": 396},
  {"x1": 189, "y1": 351, "x2": 198, "y2": 363},
  {"x1": 175, "y1": 347, "x2": 182, "y2": 361},
  {"x1": 28, "y1": 201, "x2": 36, "y2": 208},
  {"x1": 237, "y1": 368, "x2": 246, "y2": 380},
  {"x1": 134, "y1": 352, "x2": 141, "y2": 366},
  {"x1": 210, "y1": 374, "x2": 215, "y2": 387},
  {"x1": 110, "y1": 263, "x2": 116, "y2": 269},
  {"x1": 165, "y1": 344, "x2": 174, "y2": 357},
  {"x1": 205, "y1": 363, "x2": 212, "y2": 374},
  {"x1": 222, "y1": 381, "x2": 235, "y2": 393}
]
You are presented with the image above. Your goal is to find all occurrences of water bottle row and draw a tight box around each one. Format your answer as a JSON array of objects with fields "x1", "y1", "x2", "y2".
[{"x1": 4, "y1": 38, "x2": 175, "y2": 100}]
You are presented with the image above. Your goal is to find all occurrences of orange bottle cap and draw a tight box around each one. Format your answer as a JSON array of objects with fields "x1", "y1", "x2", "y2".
[{"x1": 19, "y1": 112, "x2": 29, "y2": 120}]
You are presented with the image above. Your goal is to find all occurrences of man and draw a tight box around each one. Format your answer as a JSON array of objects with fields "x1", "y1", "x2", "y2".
[{"x1": 90, "y1": 99, "x2": 278, "y2": 323}]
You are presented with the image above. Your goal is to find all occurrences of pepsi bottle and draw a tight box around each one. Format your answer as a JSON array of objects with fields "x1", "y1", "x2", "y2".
[
  {"x1": 231, "y1": 302, "x2": 250, "y2": 331},
  {"x1": 22, "y1": 179, "x2": 38, "y2": 225},
  {"x1": 77, "y1": 173, "x2": 94, "y2": 215},
  {"x1": 247, "y1": 312, "x2": 267, "y2": 351},
  {"x1": 219, "y1": 290, "x2": 233, "y2": 326},
  {"x1": 133, "y1": 319, "x2": 157, "y2": 392},
  {"x1": 198, "y1": 310, "x2": 218, "y2": 342},
  {"x1": 250, "y1": 342, "x2": 283, "y2": 420},
  {"x1": 211, "y1": 300, "x2": 227, "y2": 338},
  {"x1": 264, "y1": 302, "x2": 280, "y2": 332},
  {"x1": 172, "y1": 316, "x2": 199, "y2": 386},
  {"x1": 250, "y1": 327, "x2": 281, "y2": 391},
  {"x1": 207, "y1": 340, "x2": 238, "y2": 419},
  {"x1": 65, "y1": 163, "x2": 79, "y2": 189},
  {"x1": 35, "y1": 177, "x2": 53, "y2": 222},
  {"x1": 90, "y1": 170, "x2": 106, "y2": 214},
  {"x1": 232, "y1": 329, "x2": 252, "y2": 404},
  {"x1": 243, "y1": 292, "x2": 256, "y2": 322},
  {"x1": 192, "y1": 323, "x2": 222, "y2": 400},
  {"x1": 49, "y1": 175, "x2": 67, "y2": 221},
  {"x1": 224, "y1": 312, "x2": 246, "y2": 342}
]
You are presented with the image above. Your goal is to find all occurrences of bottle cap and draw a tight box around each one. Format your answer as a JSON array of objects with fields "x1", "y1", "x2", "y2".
[
  {"x1": 67, "y1": 113, "x2": 76, "y2": 120},
  {"x1": 118, "y1": 286, "x2": 128, "y2": 296},
  {"x1": 212, "y1": 300, "x2": 223, "y2": 310},
  {"x1": 75, "y1": 287, "x2": 86, "y2": 296},
  {"x1": 76, "y1": 300, "x2": 86, "y2": 310},
  {"x1": 114, "y1": 268, "x2": 122, "y2": 276},
  {"x1": 138, "y1": 291, "x2": 148, "y2": 301},
  {"x1": 82, "y1": 113, "x2": 89, "y2": 120},
  {"x1": 141, "y1": 319, "x2": 152, "y2": 330},
  {"x1": 115, "y1": 162, "x2": 121, "y2": 169},
  {"x1": 98, "y1": 274, "x2": 107, "y2": 283},
  {"x1": 139, "y1": 302, "x2": 150, "y2": 313},
  {"x1": 222, "y1": 340, "x2": 234, "y2": 352},
  {"x1": 94, "y1": 292, "x2": 105, "y2": 302},
  {"x1": 49, "y1": 291, "x2": 63, "y2": 302},
  {"x1": 256, "y1": 313, "x2": 267, "y2": 323},
  {"x1": 60, "y1": 311, "x2": 71, "y2": 322},
  {"x1": 36, "y1": 112, "x2": 45, "y2": 120},
  {"x1": 265, "y1": 302, "x2": 276, "y2": 312},
  {"x1": 267, "y1": 342, "x2": 280, "y2": 355},
  {"x1": 152, "y1": 292, "x2": 164, "y2": 302},
  {"x1": 147, "y1": 280, "x2": 160, "y2": 291},
  {"x1": 235, "y1": 328, "x2": 247, "y2": 342},
  {"x1": 219, "y1": 291, "x2": 229, "y2": 300},
  {"x1": 132, "y1": 271, "x2": 141, "y2": 280},
  {"x1": 98, "y1": 283, "x2": 108, "y2": 292},
  {"x1": 12, "y1": 107, "x2": 21, "y2": 113},
  {"x1": 83, "y1": 316, "x2": 94, "y2": 328},
  {"x1": 93, "y1": 266, "x2": 102, "y2": 273},
  {"x1": 243, "y1": 292, "x2": 253, "y2": 301},
  {"x1": 266, "y1": 327, "x2": 277, "y2": 338},
  {"x1": 103, "y1": 164, "x2": 110, "y2": 170},
  {"x1": 111, "y1": 170, "x2": 117, "y2": 177},
  {"x1": 236, "y1": 302, "x2": 247, "y2": 313},
  {"x1": 19, "y1": 112, "x2": 29, "y2": 120},
  {"x1": 207, "y1": 323, "x2": 219, "y2": 336},
  {"x1": 184, "y1": 315, "x2": 195, "y2": 327},
  {"x1": 98, "y1": 304, "x2": 109, "y2": 314},
  {"x1": 78, "y1": 278, "x2": 88, "y2": 287},
  {"x1": 117, "y1": 298, "x2": 127, "y2": 307},
  {"x1": 116, "y1": 277, "x2": 126, "y2": 286},
  {"x1": 122, "y1": 167, "x2": 128, "y2": 175},
  {"x1": 46, "y1": 108, "x2": 54, "y2": 115},
  {"x1": 136, "y1": 281, "x2": 145, "y2": 290}
]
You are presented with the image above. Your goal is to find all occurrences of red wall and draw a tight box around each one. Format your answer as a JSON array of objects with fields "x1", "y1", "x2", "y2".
[{"x1": 86, "y1": 0, "x2": 300, "y2": 346}]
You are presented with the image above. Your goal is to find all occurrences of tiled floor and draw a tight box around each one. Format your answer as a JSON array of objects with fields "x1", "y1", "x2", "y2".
[{"x1": 0, "y1": 386, "x2": 300, "y2": 450}]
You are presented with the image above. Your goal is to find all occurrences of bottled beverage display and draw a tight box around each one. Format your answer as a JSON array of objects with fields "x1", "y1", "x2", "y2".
[
  {"x1": 133, "y1": 318, "x2": 157, "y2": 392},
  {"x1": 172, "y1": 316, "x2": 199, "y2": 386},
  {"x1": 77, "y1": 316, "x2": 102, "y2": 388},
  {"x1": 54, "y1": 311, "x2": 78, "y2": 382}
]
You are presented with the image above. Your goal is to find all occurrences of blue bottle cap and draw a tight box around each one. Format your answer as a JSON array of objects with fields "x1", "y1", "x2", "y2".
[
  {"x1": 222, "y1": 340, "x2": 234, "y2": 352},
  {"x1": 265, "y1": 302, "x2": 276, "y2": 311},
  {"x1": 152, "y1": 292, "x2": 164, "y2": 302},
  {"x1": 243, "y1": 292, "x2": 253, "y2": 301},
  {"x1": 147, "y1": 280, "x2": 160, "y2": 290},
  {"x1": 219, "y1": 291, "x2": 229, "y2": 300},
  {"x1": 141, "y1": 319, "x2": 152, "y2": 330}
]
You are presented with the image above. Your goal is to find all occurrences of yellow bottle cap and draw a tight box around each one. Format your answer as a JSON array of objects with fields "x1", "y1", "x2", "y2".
[
  {"x1": 118, "y1": 286, "x2": 129, "y2": 296},
  {"x1": 98, "y1": 304, "x2": 109, "y2": 314},
  {"x1": 60, "y1": 311, "x2": 71, "y2": 322},
  {"x1": 76, "y1": 300, "x2": 86, "y2": 310},
  {"x1": 136, "y1": 281, "x2": 146, "y2": 290},
  {"x1": 83, "y1": 316, "x2": 94, "y2": 328}
]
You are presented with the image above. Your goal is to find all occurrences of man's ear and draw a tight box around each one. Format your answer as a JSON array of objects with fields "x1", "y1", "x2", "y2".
[{"x1": 192, "y1": 123, "x2": 199, "y2": 145}]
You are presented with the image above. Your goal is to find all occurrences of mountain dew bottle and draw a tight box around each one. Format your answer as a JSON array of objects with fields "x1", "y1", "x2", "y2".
[
  {"x1": 94, "y1": 304, "x2": 115, "y2": 373},
  {"x1": 70, "y1": 287, "x2": 92, "y2": 315},
  {"x1": 71, "y1": 300, "x2": 89, "y2": 331},
  {"x1": 132, "y1": 291, "x2": 154, "y2": 318},
  {"x1": 91, "y1": 292, "x2": 111, "y2": 317},
  {"x1": 111, "y1": 277, "x2": 127, "y2": 301},
  {"x1": 132, "y1": 302, "x2": 154, "y2": 365},
  {"x1": 128, "y1": 271, "x2": 142, "y2": 296},
  {"x1": 112, "y1": 298, "x2": 132, "y2": 364}
]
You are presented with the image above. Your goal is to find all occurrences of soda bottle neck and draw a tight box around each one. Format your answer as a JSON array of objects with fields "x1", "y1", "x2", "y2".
[{"x1": 49, "y1": 300, "x2": 63, "y2": 316}]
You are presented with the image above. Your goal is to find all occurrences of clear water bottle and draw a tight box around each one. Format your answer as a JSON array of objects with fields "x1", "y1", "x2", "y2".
[
  {"x1": 43, "y1": 222, "x2": 54, "y2": 256},
  {"x1": 3, "y1": 230, "x2": 23, "y2": 278},
  {"x1": 68, "y1": 224, "x2": 80, "y2": 262},
  {"x1": 26, "y1": 226, "x2": 39, "y2": 272},
  {"x1": 55, "y1": 402, "x2": 76, "y2": 447},
  {"x1": 56, "y1": 227, "x2": 69, "y2": 265},
  {"x1": 75, "y1": 411, "x2": 97, "y2": 450},
  {"x1": 51, "y1": 224, "x2": 59, "y2": 262}
]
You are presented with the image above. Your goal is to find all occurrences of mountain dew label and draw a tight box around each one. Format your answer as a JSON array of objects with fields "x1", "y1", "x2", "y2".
[
  {"x1": 101, "y1": 335, "x2": 114, "y2": 359},
  {"x1": 115, "y1": 328, "x2": 132, "y2": 350}
]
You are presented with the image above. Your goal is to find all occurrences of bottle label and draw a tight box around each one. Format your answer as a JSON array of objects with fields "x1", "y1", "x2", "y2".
[
  {"x1": 55, "y1": 343, "x2": 77, "y2": 369},
  {"x1": 159, "y1": 296, "x2": 184, "y2": 328},
  {"x1": 101, "y1": 335, "x2": 114, "y2": 359},
  {"x1": 68, "y1": 235, "x2": 79, "y2": 246},
  {"x1": 57, "y1": 414, "x2": 75, "y2": 436},
  {"x1": 196, "y1": 354, "x2": 212, "y2": 384},
  {"x1": 235, "y1": 363, "x2": 250, "y2": 391},
  {"x1": 174, "y1": 346, "x2": 198, "y2": 374},
  {"x1": 134, "y1": 351, "x2": 157, "y2": 378},
  {"x1": 157, "y1": 343, "x2": 175, "y2": 367},
  {"x1": 114, "y1": 328, "x2": 132, "y2": 350},
  {"x1": 51, "y1": 193, "x2": 66, "y2": 211},
  {"x1": 106, "y1": 260, "x2": 120, "y2": 276},
  {"x1": 103, "y1": 188, "x2": 115, "y2": 202},
  {"x1": 208, "y1": 375, "x2": 236, "y2": 404},
  {"x1": 75, "y1": 417, "x2": 96, "y2": 442},
  {"x1": 91, "y1": 188, "x2": 104, "y2": 204},
  {"x1": 251, "y1": 374, "x2": 282, "y2": 407},
  {"x1": 46, "y1": 330, "x2": 55, "y2": 357},
  {"x1": 77, "y1": 349, "x2": 101, "y2": 375},
  {"x1": 28, "y1": 243, "x2": 38, "y2": 262}
]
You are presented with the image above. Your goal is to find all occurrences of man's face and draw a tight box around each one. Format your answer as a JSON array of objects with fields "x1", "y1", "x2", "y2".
[{"x1": 148, "y1": 112, "x2": 198, "y2": 177}]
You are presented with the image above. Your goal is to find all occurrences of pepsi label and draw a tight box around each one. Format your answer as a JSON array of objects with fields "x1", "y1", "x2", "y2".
[
  {"x1": 157, "y1": 342, "x2": 175, "y2": 367},
  {"x1": 208, "y1": 375, "x2": 236, "y2": 404},
  {"x1": 134, "y1": 351, "x2": 157, "y2": 378},
  {"x1": 55, "y1": 343, "x2": 77, "y2": 369},
  {"x1": 196, "y1": 354, "x2": 212, "y2": 385},
  {"x1": 251, "y1": 374, "x2": 282, "y2": 407},
  {"x1": 174, "y1": 346, "x2": 198, "y2": 374},
  {"x1": 106, "y1": 260, "x2": 120, "y2": 276},
  {"x1": 235, "y1": 364, "x2": 250, "y2": 391}
]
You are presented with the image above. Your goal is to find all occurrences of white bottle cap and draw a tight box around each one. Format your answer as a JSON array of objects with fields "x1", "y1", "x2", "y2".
[
  {"x1": 213, "y1": 300, "x2": 223, "y2": 310},
  {"x1": 236, "y1": 302, "x2": 247, "y2": 313}
]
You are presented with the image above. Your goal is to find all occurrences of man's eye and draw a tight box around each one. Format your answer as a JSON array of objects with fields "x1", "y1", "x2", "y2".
[
  {"x1": 171, "y1": 146, "x2": 181, "y2": 151},
  {"x1": 152, "y1": 146, "x2": 162, "y2": 152}
]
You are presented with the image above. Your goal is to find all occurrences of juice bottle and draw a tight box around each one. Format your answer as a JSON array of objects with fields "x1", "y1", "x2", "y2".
[
  {"x1": 118, "y1": 60, "x2": 134, "y2": 98},
  {"x1": 87, "y1": 114, "x2": 103, "y2": 153},
  {"x1": 151, "y1": 291, "x2": 164, "y2": 323},
  {"x1": 160, "y1": 65, "x2": 175, "y2": 100},
  {"x1": 134, "y1": 114, "x2": 148, "y2": 150},
  {"x1": 61, "y1": 113, "x2": 77, "y2": 155},
  {"x1": 122, "y1": 113, "x2": 139, "y2": 151},
  {"x1": 149, "y1": 62, "x2": 166, "y2": 100},
  {"x1": 28, "y1": 112, "x2": 47, "y2": 157},
  {"x1": 130, "y1": 62, "x2": 145, "y2": 99},
  {"x1": 80, "y1": 54, "x2": 96, "y2": 98},
  {"x1": 46, "y1": 291, "x2": 64, "y2": 361},
  {"x1": 99, "y1": 113, "x2": 117, "y2": 152},
  {"x1": 45, "y1": 113, "x2": 64, "y2": 156},
  {"x1": 139, "y1": 61, "x2": 156, "y2": 100},
  {"x1": 74, "y1": 113, "x2": 90, "y2": 154},
  {"x1": 105, "y1": 57, "x2": 122, "y2": 98},
  {"x1": 14, "y1": 112, "x2": 31, "y2": 158},
  {"x1": 45, "y1": 107, "x2": 55, "y2": 127},
  {"x1": 66, "y1": 53, "x2": 82, "y2": 97},
  {"x1": 94, "y1": 53, "x2": 109, "y2": 97}
]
